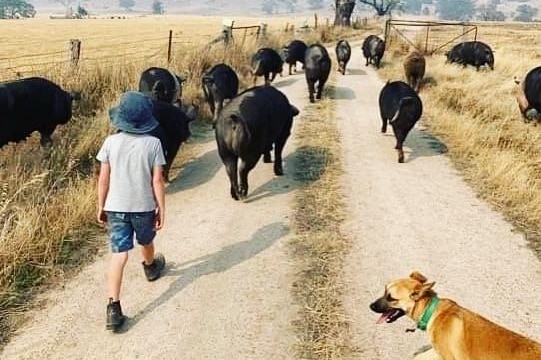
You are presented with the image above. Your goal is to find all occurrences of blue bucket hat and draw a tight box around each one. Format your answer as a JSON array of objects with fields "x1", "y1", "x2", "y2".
[{"x1": 109, "y1": 91, "x2": 159, "y2": 134}]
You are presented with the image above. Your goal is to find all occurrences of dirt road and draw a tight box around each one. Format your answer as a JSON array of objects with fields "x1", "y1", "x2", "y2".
[
  {"x1": 338, "y1": 47, "x2": 541, "y2": 358},
  {"x1": 2, "y1": 45, "x2": 541, "y2": 359}
]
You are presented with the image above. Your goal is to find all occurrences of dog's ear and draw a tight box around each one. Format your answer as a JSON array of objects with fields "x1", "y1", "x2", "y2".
[
  {"x1": 410, "y1": 282, "x2": 436, "y2": 301},
  {"x1": 409, "y1": 271, "x2": 428, "y2": 283}
]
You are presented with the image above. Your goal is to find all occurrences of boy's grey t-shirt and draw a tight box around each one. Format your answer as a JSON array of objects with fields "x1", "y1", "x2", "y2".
[{"x1": 96, "y1": 132, "x2": 166, "y2": 212}]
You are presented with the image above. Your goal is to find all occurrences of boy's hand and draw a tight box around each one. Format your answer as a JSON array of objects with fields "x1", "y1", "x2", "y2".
[
  {"x1": 154, "y1": 208, "x2": 164, "y2": 230},
  {"x1": 97, "y1": 208, "x2": 107, "y2": 226}
]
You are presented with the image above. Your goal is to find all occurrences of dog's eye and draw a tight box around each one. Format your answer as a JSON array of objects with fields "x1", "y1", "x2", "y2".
[{"x1": 386, "y1": 294, "x2": 396, "y2": 302}]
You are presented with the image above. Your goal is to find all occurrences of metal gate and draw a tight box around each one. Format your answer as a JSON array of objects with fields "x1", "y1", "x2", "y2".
[{"x1": 384, "y1": 19, "x2": 478, "y2": 55}]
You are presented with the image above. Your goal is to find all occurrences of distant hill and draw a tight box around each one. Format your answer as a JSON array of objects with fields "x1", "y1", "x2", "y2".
[
  {"x1": 27, "y1": 0, "x2": 541, "y2": 21},
  {"x1": 487, "y1": 0, "x2": 541, "y2": 19},
  {"x1": 30, "y1": 0, "x2": 335, "y2": 17},
  {"x1": 417, "y1": 0, "x2": 541, "y2": 21}
]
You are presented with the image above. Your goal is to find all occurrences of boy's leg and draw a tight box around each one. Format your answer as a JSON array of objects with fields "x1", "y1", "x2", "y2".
[
  {"x1": 133, "y1": 211, "x2": 166, "y2": 281},
  {"x1": 141, "y1": 243, "x2": 165, "y2": 282},
  {"x1": 141, "y1": 242, "x2": 155, "y2": 266},
  {"x1": 107, "y1": 252, "x2": 128, "y2": 330},
  {"x1": 105, "y1": 212, "x2": 133, "y2": 330},
  {"x1": 108, "y1": 252, "x2": 128, "y2": 301}
]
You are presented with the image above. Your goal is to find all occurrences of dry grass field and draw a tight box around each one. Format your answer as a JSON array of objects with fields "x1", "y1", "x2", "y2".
[
  {"x1": 380, "y1": 20, "x2": 541, "y2": 254},
  {"x1": 0, "y1": 14, "x2": 337, "y2": 79},
  {"x1": 0, "y1": 14, "x2": 318, "y2": 108}
]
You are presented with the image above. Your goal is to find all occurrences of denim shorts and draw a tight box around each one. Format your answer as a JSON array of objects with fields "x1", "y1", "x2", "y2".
[{"x1": 106, "y1": 211, "x2": 156, "y2": 253}]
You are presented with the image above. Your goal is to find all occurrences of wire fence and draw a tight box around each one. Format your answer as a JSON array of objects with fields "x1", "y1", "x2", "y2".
[
  {"x1": 0, "y1": 8, "x2": 346, "y2": 81},
  {"x1": 0, "y1": 15, "x2": 325, "y2": 81},
  {"x1": 0, "y1": 28, "x2": 222, "y2": 80}
]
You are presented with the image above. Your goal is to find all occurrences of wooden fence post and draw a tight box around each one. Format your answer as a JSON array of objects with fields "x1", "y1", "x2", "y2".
[
  {"x1": 69, "y1": 39, "x2": 81, "y2": 67},
  {"x1": 167, "y1": 30, "x2": 173, "y2": 64},
  {"x1": 241, "y1": 28, "x2": 248, "y2": 49},
  {"x1": 314, "y1": 13, "x2": 318, "y2": 29},
  {"x1": 222, "y1": 19, "x2": 234, "y2": 46},
  {"x1": 425, "y1": 25, "x2": 430, "y2": 54}
]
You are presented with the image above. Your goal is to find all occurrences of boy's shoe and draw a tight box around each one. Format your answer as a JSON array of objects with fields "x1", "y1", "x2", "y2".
[
  {"x1": 142, "y1": 253, "x2": 166, "y2": 282},
  {"x1": 106, "y1": 298, "x2": 126, "y2": 331}
]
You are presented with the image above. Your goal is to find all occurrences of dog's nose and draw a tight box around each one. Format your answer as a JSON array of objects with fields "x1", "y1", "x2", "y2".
[{"x1": 369, "y1": 302, "x2": 377, "y2": 311}]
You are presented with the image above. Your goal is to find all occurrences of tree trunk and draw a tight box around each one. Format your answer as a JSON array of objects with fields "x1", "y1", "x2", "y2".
[{"x1": 334, "y1": 0, "x2": 356, "y2": 26}]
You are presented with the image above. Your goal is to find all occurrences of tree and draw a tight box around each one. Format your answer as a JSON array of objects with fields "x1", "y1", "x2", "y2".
[
  {"x1": 76, "y1": 4, "x2": 88, "y2": 17},
  {"x1": 514, "y1": 4, "x2": 538, "y2": 22},
  {"x1": 118, "y1": 0, "x2": 135, "y2": 11},
  {"x1": 152, "y1": 0, "x2": 163, "y2": 14},
  {"x1": 307, "y1": 0, "x2": 324, "y2": 9},
  {"x1": 437, "y1": 0, "x2": 475, "y2": 20},
  {"x1": 477, "y1": 4, "x2": 505, "y2": 21},
  {"x1": 358, "y1": 0, "x2": 401, "y2": 16},
  {"x1": 334, "y1": 0, "x2": 355, "y2": 26},
  {"x1": 1, "y1": 0, "x2": 35, "y2": 18}
]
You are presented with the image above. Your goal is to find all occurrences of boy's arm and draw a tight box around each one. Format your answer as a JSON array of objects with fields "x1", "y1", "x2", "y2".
[
  {"x1": 97, "y1": 162, "x2": 110, "y2": 225},
  {"x1": 152, "y1": 165, "x2": 165, "y2": 230}
]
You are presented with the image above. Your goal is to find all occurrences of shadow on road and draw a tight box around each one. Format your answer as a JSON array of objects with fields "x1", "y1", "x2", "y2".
[
  {"x1": 243, "y1": 145, "x2": 330, "y2": 203},
  {"x1": 326, "y1": 85, "x2": 356, "y2": 100},
  {"x1": 166, "y1": 149, "x2": 221, "y2": 194},
  {"x1": 121, "y1": 222, "x2": 289, "y2": 331},
  {"x1": 187, "y1": 120, "x2": 215, "y2": 145},
  {"x1": 405, "y1": 126, "x2": 448, "y2": 163},
  {"x1": 343, "y1": 68, "x2": 367, "y2": 76},
  {"x1": 273, "y1": 77, "x2": 302, "y2": 88}
]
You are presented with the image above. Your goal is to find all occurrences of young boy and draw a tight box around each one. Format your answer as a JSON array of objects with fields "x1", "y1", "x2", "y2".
[{"x1": 96, "y1": 91, "x2": 167, "y2": 331}]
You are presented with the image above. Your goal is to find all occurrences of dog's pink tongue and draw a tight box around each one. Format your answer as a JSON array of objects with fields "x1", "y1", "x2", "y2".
[{"x1": 376, "y1": 312, "x2": 390, "y2": 324}]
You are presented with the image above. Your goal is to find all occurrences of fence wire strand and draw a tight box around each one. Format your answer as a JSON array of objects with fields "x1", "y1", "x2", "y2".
[{"x1": 1, "y1": 26, "x2": 260, "y2": 77}]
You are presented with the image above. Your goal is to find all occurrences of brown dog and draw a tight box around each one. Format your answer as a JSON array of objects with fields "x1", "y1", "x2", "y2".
[{"x1": 370, "y1": 271, "x2": 541, "y2": 359}]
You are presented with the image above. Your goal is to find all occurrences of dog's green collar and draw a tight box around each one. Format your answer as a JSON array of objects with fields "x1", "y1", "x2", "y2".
[{"x1": 417, "y1": 297, "x2": 440, "y2": 331}]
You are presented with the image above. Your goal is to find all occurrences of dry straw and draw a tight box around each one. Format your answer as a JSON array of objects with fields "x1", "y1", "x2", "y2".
[{"x1": 290, "y1": 80, "x2": 354, "y2": 358}]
